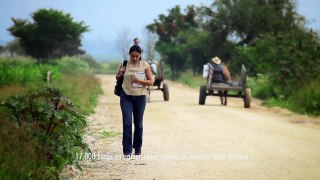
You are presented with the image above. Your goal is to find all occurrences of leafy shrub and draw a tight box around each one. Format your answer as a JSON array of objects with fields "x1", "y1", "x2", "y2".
[
  {"x1": 247, "y1": 74, "x2": 279, "y2": 99},
  {"x1": 290, "y1": 80, "x2": 320, "y2": 116},
  {"x1": 248, "y1": 74, "x2": 320, "y2": 116},
  {"x1": 250, "y1": 30, "x2": 319, "y2": 96},
  {"x1": 1, "y1": 88, "x2": 89, "y2": 178}
]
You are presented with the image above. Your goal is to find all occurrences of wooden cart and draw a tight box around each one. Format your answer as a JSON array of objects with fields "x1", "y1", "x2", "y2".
[
  {"x1": 147, "y1": 60, "x2": 169, "y2": 102},
  {"x1": 199, "y1": 64, "x2": 251, "y2": 108}
]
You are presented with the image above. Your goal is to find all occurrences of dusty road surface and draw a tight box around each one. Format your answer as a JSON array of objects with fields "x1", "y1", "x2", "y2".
[{"x1": 62, "y1": 74, "x2": 320, "y2": 180}]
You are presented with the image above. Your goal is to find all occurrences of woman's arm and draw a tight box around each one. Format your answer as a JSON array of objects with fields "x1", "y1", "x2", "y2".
[{"x1": 131, "y1": 66, "x2": 154, "y2": 86}]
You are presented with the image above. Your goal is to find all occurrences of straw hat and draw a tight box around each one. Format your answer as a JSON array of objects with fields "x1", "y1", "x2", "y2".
[{"x1": 211, "y1": 56, "x2": 221, "y2": 65}]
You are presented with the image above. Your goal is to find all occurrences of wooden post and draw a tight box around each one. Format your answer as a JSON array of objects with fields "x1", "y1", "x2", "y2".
[{"x1": 47, "y1": 71, "x2": 51, "y2": 86}]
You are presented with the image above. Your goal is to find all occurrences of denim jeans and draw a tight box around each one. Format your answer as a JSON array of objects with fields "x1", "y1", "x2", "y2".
[{"x1": 120, "y1": 90, "x2": 146, "y2": 155}]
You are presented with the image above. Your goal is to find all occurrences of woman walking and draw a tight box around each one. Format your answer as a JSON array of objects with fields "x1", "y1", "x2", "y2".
[{"x1": 116, "y1": 45, "x2": 154, "y2": 157}]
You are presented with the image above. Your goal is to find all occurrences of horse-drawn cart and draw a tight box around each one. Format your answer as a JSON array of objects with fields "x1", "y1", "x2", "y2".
[
  {"x1": 147, "y1": 60, "x2": 169, "y2": 102},
  {"x1": 199, "y1": 64, "x2": 251, "y2": 108}
]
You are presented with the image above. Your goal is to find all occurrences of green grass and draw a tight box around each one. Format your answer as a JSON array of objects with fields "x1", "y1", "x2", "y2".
[
  {"x1": 0, "y1": 117, "x2": 41, "y2": 179},
  {"x1": 49, "y1": 75, "x2": 103, "y2": 115},
  {"x1": 101, "y1": 131, "x2": 121, "y2": 138},
  {"x1": 0, "y1": 58, "x2": 61, "y2": 86},
  {"x1": 176, "y1": 70, "x2": 206, "y2": 88},
  {"x1": 0, "y1": 84, "x2": 26, "y2": 102},
  {"x1": 2, "y1": 74, "x2": 103, "y2": 115},
  {"x1": 263, "y1": 97, "x2": 292, "y2": 109},
  {"x1": 289, "y1": 80, "x2": 320, "y2": 116}
]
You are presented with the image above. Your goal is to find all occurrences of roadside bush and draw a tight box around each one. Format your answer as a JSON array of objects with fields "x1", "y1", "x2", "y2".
[
  {"x1": 245, "y1": 30, "x2": 319, "y2": 97},
  {"x1": 290, "y1": 80, "x2": 320, "y2": 116},
  {"x1": 247, "y1": 74, "x2": 279, "y2": 99},
  {"x1": 248, "y1": 74, "x2": 320, "y2": 116},
  {"x1": 0, "y1": 88, "x2": 90, "y2": 178}
]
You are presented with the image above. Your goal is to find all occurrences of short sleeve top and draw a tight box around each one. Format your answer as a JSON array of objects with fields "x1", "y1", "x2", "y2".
[{"x1": 122, "y1": 60, "x2": 150, "y2": 96}]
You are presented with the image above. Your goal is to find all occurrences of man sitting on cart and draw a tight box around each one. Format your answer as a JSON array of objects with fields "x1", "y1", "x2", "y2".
[
  {"x1": 147, "y1": 60, "x2": 157, "y2": 76},
  {"x1": 210, "y1": 56, "x2": 232, "y2": 105},
  {"x1": 210, "y1": 56, "x2": 231, "y2": 82}
]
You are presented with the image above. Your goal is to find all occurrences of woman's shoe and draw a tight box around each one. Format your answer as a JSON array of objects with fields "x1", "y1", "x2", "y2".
[{"x1": 134, "y1": 149, "x2": 141, "y2": 155}]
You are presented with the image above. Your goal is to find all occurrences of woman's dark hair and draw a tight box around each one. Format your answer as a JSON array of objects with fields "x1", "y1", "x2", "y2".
[{"x1": 129, "y1": 45, "x2": 142, "y2": 55}]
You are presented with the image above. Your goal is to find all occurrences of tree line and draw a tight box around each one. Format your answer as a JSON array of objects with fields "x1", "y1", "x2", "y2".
[
  {"x1": 146, "y1": 0, "x2": 319, "y2": 78},
  {"x1": 146, "y1": 0, "x2": 320, "y2": 112}
]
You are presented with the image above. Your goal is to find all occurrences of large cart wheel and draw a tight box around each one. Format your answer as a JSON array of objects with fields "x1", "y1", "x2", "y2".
[
  {"x1": 163, "y1": 83, "x2": 169, "y2": 101},
  {"x1": 244, "y1": 88, "x2": 251, "y2": 108},
  {"x1": 199, "y1": 85, "x2": 207, "y2": 105}
]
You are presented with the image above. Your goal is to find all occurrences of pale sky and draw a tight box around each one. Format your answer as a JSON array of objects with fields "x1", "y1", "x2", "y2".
[
  {"x1": 0, "y1": 0, "x2": 211, "y2": 41},
  {"x1": 0, "y1": 0, "x2": 319, "y2": 60}
]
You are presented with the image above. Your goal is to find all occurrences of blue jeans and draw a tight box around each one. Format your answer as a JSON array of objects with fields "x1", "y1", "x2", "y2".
[{"x1": 120, "y1": 90, "x2": 146, "y2": 155}]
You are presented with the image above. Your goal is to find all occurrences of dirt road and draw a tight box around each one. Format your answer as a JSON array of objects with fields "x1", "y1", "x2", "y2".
[{"x1": 62, "y1": 74, "x2": 320, "y2": 180}]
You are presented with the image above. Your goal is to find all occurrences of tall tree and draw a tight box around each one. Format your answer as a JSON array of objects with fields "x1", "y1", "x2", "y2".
[
  {"x1": 143, "y1": 30, "x2": 158, "y2": 61},
  {"x1": 116, "y1": 28, "x2": 131, "y2": 60},
  {"x1": 209, "y1": 0, "x2": 304, "y2": 45},
  {"x1": 179, "y1": 29, "x2": 212, "y2": 75},
  {"x1": 8, "y1": 9, "x2": 89, "y2": 63},
  {"x1": 147, "y1": 5, "x2": 198, "y2": 80}
]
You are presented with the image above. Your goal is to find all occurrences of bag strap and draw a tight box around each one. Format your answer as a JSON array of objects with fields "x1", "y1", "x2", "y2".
[
  {"x1": 120, "y1": 60, "x2": 128, "y2": 76},
  {"x1": 123, "y1": 60, "x2": 128, "y2": 67}
]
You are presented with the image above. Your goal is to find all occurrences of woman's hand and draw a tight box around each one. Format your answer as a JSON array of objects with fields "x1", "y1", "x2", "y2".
[
  {"x1": 116, "y1": 65, "x2": 126, "y2": 80},
  {"x1": 131, "y1": 75, "x2": 141, "y2": 83},
  {"x1": 130, "y1": 66, "x2": 154, "y2": 86},
  {"x1": 119, "y1": 66, "x2": 126, "y2": 75}
]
